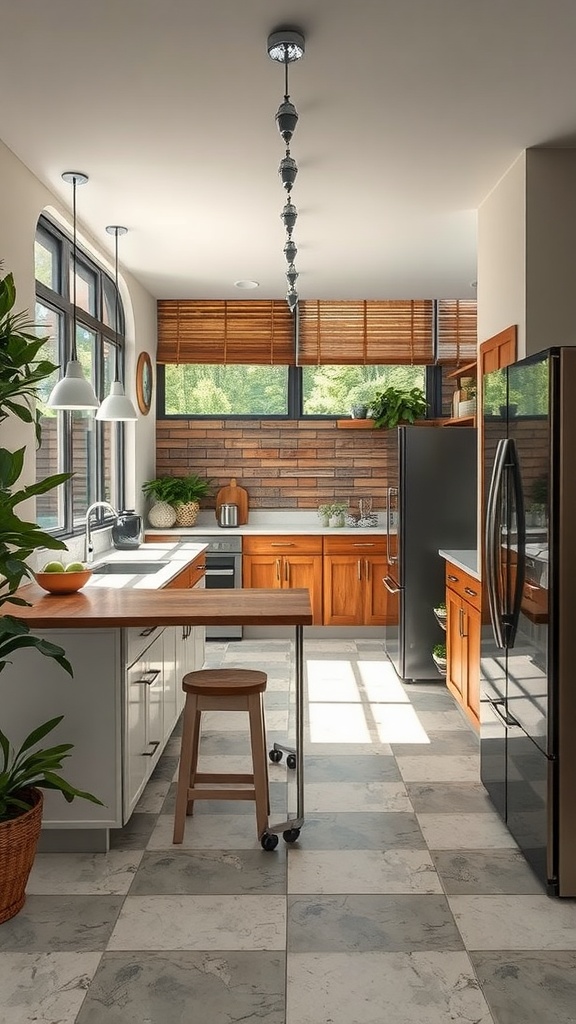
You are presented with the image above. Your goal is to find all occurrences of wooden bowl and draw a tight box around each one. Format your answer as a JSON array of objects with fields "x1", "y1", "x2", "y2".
[{"x1": 34, "y1": 569, "x2": 92, "y2": 594}]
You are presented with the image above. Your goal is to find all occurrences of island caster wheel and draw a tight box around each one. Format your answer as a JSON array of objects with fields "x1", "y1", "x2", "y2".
[
  {"x1": 286, "y1": 753, "x2": 297, "y2": 770},
  {"x1": 269, "y1": 749, "x2": 282, "y2": 764},
  {"x1": 283, "y1": 828, "x2": 300, "y2": 843},
  {"x1": 261, "y1": 831, "x2": 279, "y2": 851}
]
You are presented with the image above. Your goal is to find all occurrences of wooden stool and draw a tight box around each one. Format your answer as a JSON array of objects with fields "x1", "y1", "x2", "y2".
[{"x1": 173, "y1": 668, "x2": 270, "y2": 843}]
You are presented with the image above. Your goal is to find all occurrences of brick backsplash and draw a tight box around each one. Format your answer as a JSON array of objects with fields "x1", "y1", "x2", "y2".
[{"x1": 156, "y1": 419, "x2": 394, "y2": 510}]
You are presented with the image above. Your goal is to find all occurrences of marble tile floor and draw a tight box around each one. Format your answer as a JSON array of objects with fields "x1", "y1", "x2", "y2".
[{"x1": 1, "y1": 638, "x2": 576, "y2": 1023}]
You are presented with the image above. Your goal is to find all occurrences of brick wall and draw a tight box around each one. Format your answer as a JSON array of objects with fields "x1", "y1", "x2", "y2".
[{"x1": 156, "y1": 419, "x2": 395, "y2": 510}]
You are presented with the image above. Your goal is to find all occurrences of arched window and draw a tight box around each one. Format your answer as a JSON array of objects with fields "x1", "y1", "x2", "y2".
[{"x1": 34, "y1": 215, "x2": 126, "y2": 534}]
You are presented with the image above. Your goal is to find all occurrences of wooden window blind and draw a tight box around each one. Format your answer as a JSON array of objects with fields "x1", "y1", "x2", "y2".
[
  {"x1": 156, "y1": 300, "x2": 295, "y2": 364},
  {"x1": 297, "y1": 300, "x2": 435, "y2": 364},
  {"x1": 436, "y1": 299, "x2": 477, "y2": 364}
]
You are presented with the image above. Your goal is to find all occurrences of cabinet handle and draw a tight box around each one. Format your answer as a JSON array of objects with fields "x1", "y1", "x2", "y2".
[
  {"x1": 464, "y1": 586, "x2": 478, "y2": 597},
  {"x1": 284, "y1": 560, "x2": 289, "y2": 583},
  {"x1": 276, "y1": 558, "x2": 281, "y2": 581},
  {"x1": 365, "y1": 558, "x2": 371, "y2": 580},
  {"x1": 459, "y1": 608, "x2": 468, "y2": 638},
  {"x1": 353, "y1": 543, "x2": 375, "y2": 548},
  {"x1": 447, "y1": 574, "x2": 459, "y2": 583},
  {"x1": 270, "y1": 542, "x2": 295, "y2": 547},
  {"x1": 142, "y1": 740, "x2": 160, "y2": 757},
  {"x1": 134, "y1": 669, "x2": 161, "y2": 686},
  {"x1": 139, "y1": 626, "x2": 157, "y2": 637}
]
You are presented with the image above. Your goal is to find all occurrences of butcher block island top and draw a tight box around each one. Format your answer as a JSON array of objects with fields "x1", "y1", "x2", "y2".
[{"x1": 9, "y1": 585, "x2": 313, "y2": 629}]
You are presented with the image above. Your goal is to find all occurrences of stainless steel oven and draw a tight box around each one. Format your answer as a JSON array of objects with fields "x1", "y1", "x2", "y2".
[{"x1": 193, "y1": 535, "x2": 243, "y2": 640}]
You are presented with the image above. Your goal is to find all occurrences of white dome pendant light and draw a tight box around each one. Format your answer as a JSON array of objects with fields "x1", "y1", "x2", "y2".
[
  {"x1": 48, "y1": 172, "x2": 100, "y2": 410},
  {"x1": 96, "y1": 226, "x2": 138, "y2": 421}
]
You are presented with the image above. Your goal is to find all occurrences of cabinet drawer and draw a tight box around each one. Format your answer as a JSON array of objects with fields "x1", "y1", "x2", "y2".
[
  {"x1": 445, "y1": 562, "x2": 481, "y2": 611},
  {"x1": 124, "y1": 625, "x2": 164, "y2": 669},
  {"x1": 323, "y1": 535, "x2": 386, "y2": 555},
  {"x1": 243, "y1": 534, "x2": 323, "y2": 555}
]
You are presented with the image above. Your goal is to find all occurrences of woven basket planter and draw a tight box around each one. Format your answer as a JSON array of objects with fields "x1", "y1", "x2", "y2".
[
  {"x1": 174, "y1": 501, "x2": 200, "y2": 527},
  {"x1": 0, "y1": 788, "x2": 43, "y2": 924}
]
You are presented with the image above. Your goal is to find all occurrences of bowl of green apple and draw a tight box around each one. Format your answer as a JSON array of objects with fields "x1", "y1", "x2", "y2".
[{"x1": 34, "y1": 559, "x2": 92, "y2": 594}]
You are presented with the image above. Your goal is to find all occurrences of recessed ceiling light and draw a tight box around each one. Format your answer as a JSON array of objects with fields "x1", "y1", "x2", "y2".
[{"x1": 234, "y1": 279, "x2": 259, "y2": 289}]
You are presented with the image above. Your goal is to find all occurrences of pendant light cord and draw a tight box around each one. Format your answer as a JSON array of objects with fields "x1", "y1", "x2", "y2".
[
  {"x1": 71, "y1": 174, "x2": 78, "y2": 361},
  {"x1": 114, "y1": 228, "x2": 120, "y2": 381}
]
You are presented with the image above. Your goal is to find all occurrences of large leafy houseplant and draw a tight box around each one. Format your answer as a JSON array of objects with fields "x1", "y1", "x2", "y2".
[
  {"x1": 369, "y1": 386, "x2": 428, "y2": 429},
  {"x1": 0, "y1": 265, "x2": 102, "y2": 919}
]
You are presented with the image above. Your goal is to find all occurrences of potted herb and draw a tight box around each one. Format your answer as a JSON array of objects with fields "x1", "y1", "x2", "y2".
[
  {"x1": 0, "y1": 265, "x2": 102, "y2": 923},
  {"x1": 368, "y1": 386, "x2": 428, "y2": 429},
  {"x1": 142, "y1": 475, "x2": 182, "y2": 528},
  {"x1": 432, "y1": 642, "x2": 447, "y2": 673},
  {"x1": 328, "y1": 502, "x2": 348, "y2": 528},
  {"x1": 171, "y1": 474, "x2": 212, "y2": 527},
  {"x1": 317, "y1": 503, "x2": 332, "y2": 527},
  {"x1": 433, "y1": 600, "x2": 447, "y2": 622}
]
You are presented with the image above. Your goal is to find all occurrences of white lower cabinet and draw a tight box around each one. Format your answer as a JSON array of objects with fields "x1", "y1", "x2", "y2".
[{"x1": 3, "y1": 622, "x2": 206, "y2": 843}]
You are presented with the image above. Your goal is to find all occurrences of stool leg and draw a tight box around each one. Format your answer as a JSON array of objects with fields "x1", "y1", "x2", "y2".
[
  {"x1": 261, "y1": 692, "x2": 271, "y2": 815},
  {"x1": 187, "y1": 706, "x2": 202, "y2": 815},
  {"x1": 173, "y1": 692, "x2": 199, "y2": 844},
  {"x1": 248, "y1": 692, "x2": 270, "y2": 838}
]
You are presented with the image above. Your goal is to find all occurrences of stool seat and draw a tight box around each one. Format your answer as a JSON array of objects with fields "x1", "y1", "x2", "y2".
[
  {"x1": 182, "y1": 668, "x2": 267, "y2": 697},
  {"x1": 173, "y1": 667, "x2": 271, "y2": 844}
]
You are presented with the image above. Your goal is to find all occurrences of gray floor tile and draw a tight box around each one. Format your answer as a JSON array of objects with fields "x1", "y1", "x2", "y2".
[
  {"x1": 130, "y1": 849, "x2": 287, "y2": 895},
  {"x1": 294, "y1": 811, "x2": 426, "y2": 850},
  {"x1": 287, "y1": 894, "x2": 464, "y2": 952},
  {"x1": 406, "y1": 781, "x2": 495, "y2": 814},
  {"x1": 109, "y1": 812, "x2": 158, "y2": 851},
  {"x1": 470, "y1": 950, "x2": 576, "y2": 1024},
  {"x1": 304, "y1": 753, "x2": 401, "y2": 783},
  {"x1": 0, "y1": 896, "x2": 124, "y2": 952},
  {"x1": 391, "y1": 729, "x2": 479, "y2": 756},
  {"x1": 432, "y1": 849, "x2": 545, "y2": 895},
  {"x1": 76, "y1": 950, "x2": 285, "y2": 1024}
]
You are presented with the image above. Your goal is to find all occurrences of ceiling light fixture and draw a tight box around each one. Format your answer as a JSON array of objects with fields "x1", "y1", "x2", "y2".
[
  {"x1": 96, "y1": 226, "x2": 138, "y2": 421},
  {"x1": 267, "y1": 27, "x2": 305, "y2": 313},
  {"x1": 48, "y1": 172, "x2": 100, "y2": 410}
]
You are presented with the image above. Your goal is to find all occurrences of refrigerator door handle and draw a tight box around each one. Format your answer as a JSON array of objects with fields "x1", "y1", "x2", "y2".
[
  {"x1": 382, "y1": 575, "x2": 401, "y2": 594},
  {"x1": 485, "y1": 438, "x2": 508, "y2": 648},
  {"x1": 489, "y1": 696, "x2": 521, "y2": 730},
  {"x1": 386, "y1": 486, "x2": 398, "y2": 565},
  {"x1": 506, "y1": 437, "x2": 526, "y2": 648}
]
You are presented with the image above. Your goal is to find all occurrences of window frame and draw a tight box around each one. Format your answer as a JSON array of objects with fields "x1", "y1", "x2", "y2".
[
  {"x1": 156, "y1": 363, "x2": 443, "y2": 420},
  {"x1": 35, "y1": 215, "x2": 126, "y2": 538}
]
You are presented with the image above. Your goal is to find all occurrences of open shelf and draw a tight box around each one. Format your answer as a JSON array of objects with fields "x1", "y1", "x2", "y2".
[
  {"x1": 441, "y1": 415, "x2": 476, "y2": 427},
  {"x1": 336, "y1": 419, "x2": 376, "y2": 429},
  {"x1": 446, "y1": 360, "x2": 477, "y2": 380},
  {"x1": 433, "y1": 611, "x2": 447, "y2": 631}
]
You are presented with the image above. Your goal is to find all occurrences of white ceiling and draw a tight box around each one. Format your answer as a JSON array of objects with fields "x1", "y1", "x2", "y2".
[{"x1": 1, "y1": 0, "x2": 576, "y2": 302}]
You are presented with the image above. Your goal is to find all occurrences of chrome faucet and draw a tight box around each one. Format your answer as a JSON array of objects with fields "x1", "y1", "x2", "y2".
[{"x1": 85, "y1": 501, "x2": 118, "y2": 563}]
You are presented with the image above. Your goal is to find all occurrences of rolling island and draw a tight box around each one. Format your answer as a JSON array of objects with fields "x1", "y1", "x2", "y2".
[{"x1": 2, "y1": 542, "x2": 312, "y2": 852}]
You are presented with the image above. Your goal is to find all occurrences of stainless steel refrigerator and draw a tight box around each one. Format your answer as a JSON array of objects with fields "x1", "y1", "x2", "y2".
[
  {"x1": 481, "y1": 347, "x2": 576, "y2": 897},
  {"x1": 383, "y1": 425, "x2": 477, "y2": 681}
]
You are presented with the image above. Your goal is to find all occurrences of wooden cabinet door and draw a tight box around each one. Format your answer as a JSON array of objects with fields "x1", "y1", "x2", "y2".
[
  {"x1": 242, "y1": 553, "x2": 281, "y2": 590},
  {"x1": 446, "y1": 587, "x2": 465, "y2": 702},
  {"x1": 464, "y1": 602, "x2": 481, "y2": 728},
  {"x1": 363, "y1": 554, "x2": 389, "y2": 625},
  {"x1": 284, "y1": 554, "x2": 323, "y2": 625},
  {"x1": 323, "y1": 554, "x2": 364, "y2": 625}
]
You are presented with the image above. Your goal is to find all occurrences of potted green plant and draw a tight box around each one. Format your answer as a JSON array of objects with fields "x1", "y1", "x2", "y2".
[
  {"x1": 317, "y1": 503, "x2": 332, "y2": 527},
  {"x1": 432, "y1": 642, "x2": 447, "y2": 673},
  {"x1": 0, "y1": 265, "x2": 102, "y2": 923},
  {"x1": 171, "y1": 474, "x2": 212, "y2": 527},
  {"x1": 142, "y1": 475, "x2": 182, "y2": 528},
  {"x1": 433, "y1": 600, "x2": 447, "y2": 623},
  {"x1": 328, "y1": 502, "x2": 348, "y2": 528},
  {"x1": 368, "y1": 386, "x2": 428, "y2": 429}
]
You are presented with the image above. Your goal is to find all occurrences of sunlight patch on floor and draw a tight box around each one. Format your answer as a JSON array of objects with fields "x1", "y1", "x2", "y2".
[
  {"x1": 357, "y1": 660, "x2": 409, "y2": 703},
  {"x1": 306, "y1": 660, "x2": 361, "y2": 703},
  {"x1": 371, "y1": 703, "x2": 431, "y2": 744},
  {"x1": 308, "y1": 702, "x2": 372, "y2": 744}
]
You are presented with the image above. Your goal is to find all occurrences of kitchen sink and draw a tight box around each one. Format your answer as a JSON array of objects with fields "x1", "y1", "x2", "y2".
[{"x1": 91, "y1": 560, "x2": 170, "y2": 575}]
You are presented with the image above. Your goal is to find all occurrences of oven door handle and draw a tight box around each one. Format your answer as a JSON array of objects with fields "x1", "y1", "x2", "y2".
[{"x1": 205, "y1": 568, "x2": 235, "y2": 577}]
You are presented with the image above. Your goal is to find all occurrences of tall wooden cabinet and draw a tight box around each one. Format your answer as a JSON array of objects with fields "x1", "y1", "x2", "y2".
[{"x1": 445, "y1": 562, "x2": 481, "y2": 729}]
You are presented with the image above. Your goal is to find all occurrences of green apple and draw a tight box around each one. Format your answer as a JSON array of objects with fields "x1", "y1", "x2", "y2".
[
  {"x1": 65, "y1": 561, "x2": 86, "y2": 573},
  {"x1": 42, "y1": 560, "x2": 65, "y2": 573}
]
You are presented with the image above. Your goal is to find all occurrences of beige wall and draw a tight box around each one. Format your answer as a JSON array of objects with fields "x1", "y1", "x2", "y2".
[
  {"x1": 477, "y1": 147, "x2": 576, "y2": 358},
  {"x1": 0, "y1": 139, "x2": 157, "y2": 517}
]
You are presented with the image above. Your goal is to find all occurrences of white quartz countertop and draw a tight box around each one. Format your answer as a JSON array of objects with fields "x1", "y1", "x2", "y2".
[
  {"x1": 146, "y1": 509, "x2": 386, "y2": 537},
  {"x1": 438, "y1": 548, "x2": 480, "y2": 580},
  {"x1": 84, "y1": 542, "x2": 207, "y2": 591}
]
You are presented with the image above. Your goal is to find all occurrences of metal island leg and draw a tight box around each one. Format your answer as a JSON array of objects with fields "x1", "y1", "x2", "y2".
[{"x1": 261, "y1": 624, "x2": 304, "y2": 849}]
